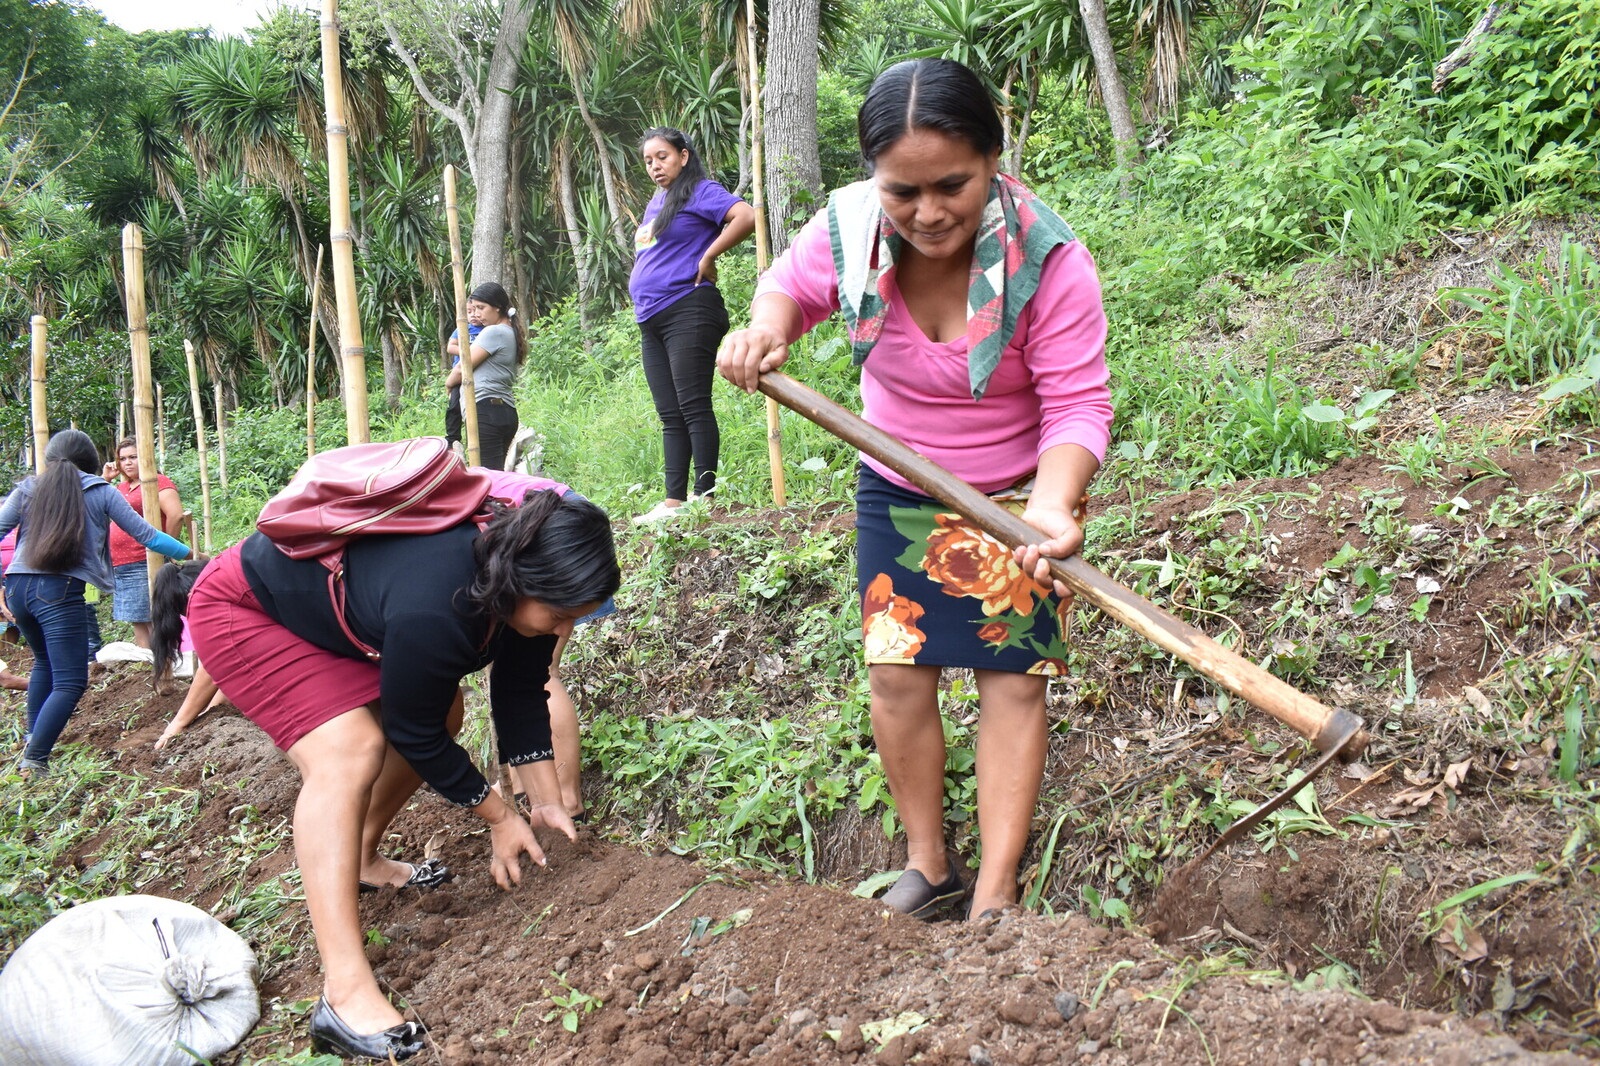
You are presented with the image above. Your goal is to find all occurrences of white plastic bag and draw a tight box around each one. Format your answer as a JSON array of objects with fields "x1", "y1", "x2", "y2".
[{"x1": 0, "y1": 894, "x2": 260, "y2": 1066}]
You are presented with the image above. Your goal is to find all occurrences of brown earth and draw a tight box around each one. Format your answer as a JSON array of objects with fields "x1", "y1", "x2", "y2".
[{"x1": 1, "y1": 658, "x2": 1586, "y2": 1065}]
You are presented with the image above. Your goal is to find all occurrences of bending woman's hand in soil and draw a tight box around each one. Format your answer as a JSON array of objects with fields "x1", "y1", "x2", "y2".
[{"x1": 154, "y1": 661, "x2": 223, "y2": 751}]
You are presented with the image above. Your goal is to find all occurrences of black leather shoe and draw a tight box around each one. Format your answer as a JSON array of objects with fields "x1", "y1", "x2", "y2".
[
  {"x1": 309, "y1": 997, "x2": 425, "y2": 1061},
  {"x1": 880, "y1": 864, "x2": 966, "y2": 919}
]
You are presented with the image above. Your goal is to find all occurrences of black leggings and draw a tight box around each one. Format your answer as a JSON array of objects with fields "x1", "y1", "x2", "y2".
[
  {"x1": 474, "y1": 397, "x2": 520, "y2": 470},
  {"x1": 639, "y1": 286, "x2": 728, "y2": 500}
]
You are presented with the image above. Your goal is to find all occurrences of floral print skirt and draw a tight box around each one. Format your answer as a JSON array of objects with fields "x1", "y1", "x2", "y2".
[{"x1": 855, "y1": 465, "x2": 1072, "y2": 676}]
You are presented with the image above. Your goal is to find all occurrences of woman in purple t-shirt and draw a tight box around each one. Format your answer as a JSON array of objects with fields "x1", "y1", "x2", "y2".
[{"x1": 628, "y1": 127, "x2": 756, "y2": 525}]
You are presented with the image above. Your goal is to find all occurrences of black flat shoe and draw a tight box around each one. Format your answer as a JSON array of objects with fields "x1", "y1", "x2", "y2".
[
  {"x1": 880, "y1": 865, "x2": 966, "y2": 919},
  {"x1": 309, "y1": 997, "x2": 425, "y2": 1061},
  {"x1": 358, "y1": 858, "x2": 451, "y2": 894}
]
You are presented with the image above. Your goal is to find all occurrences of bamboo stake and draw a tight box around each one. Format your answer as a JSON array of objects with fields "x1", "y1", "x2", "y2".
[
  {"x1": 185, "y1": 341, "x2": 213, "y2": 552},
  {"x1": 122, "y1": 224, "x2": 161, "y2": 598},
  {"x1": 744, "y1": 0, "x2": 785, "y2": 506},
  {"x1": 155, "y1": 381, "x2": 167, "y2": 466},
  {"x1": 758, "y1": 371, "x2": 1369, "y2": 756},
  {"x1": 444, "y1": 164, "x2": 480, "y2": 467},
  {"x1": 307, "y1": 243, "x2": 324, "y2": 458},
  {"x1": 214, "y1": 380, "x2": 228, "y2": 494},
  {"x1": 29, "y1": 316, "x2": 47, "y2": 474},
  {"x1": 320, "y1": 0, "x2": 369, "y2": 444}
]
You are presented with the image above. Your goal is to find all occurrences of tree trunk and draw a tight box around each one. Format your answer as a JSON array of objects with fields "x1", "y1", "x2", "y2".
[
  {"x1": 556, "y1": 144, "x2": 595, "y2": 348},
  {"x1": 1011, "y1": 72, "x2": 1039, "y2": 175},
  {"x1": 762, "y1": 0, "x2": 823, "y2": 254},
  {"x1": 466, "y1": 0, "x2": 536, "y2": 285},
  {"x1": 1079, "y1": 0, "x2": 1141, "y2": 197},
  {"x1": 381, "y1": 327, "x2": 402, "y2": 410}
]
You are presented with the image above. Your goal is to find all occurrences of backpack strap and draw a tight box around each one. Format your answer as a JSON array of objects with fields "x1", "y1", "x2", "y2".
[{"x1": 323, "y1": 555, "x2": 381, "y2": 661}]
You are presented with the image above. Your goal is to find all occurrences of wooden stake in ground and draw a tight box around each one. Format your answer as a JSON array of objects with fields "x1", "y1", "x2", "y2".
[
  {"x1": 29, "y1": 316, "x2": 47, "y2": 474},
  {"x1": 306, "y1": 243, "x2": 324, "y2": 458},
  {"x1": 320, "y1": 0, "x2": 369, "y2": 444},
  {"x1": 122, "y1": 223, "x2": 162, "y2": 598},
  {"x1": 744, "y1": 0, "x2": 786, "y2": 507},
  {"x1": 214, "y1": 380, "x2": 228, "y2": 494},
  {"x1": 185, "y1": 340, "x2": 213, "y2": 552},
  {"x1": 443, "y1": 164, "x2": 480, "y2": 467},
  {"x1": 155, "y1": 381, "x2": 167, "y2": 466}
]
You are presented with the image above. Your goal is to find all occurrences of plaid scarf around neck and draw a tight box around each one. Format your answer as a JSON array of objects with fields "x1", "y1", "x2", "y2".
[{"x1": 826, "y1": 172, "x2": 1077, "y2": 401}]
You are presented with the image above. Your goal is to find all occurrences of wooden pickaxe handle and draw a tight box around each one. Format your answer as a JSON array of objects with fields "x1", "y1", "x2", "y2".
[{"x1": 758, "y1": 371, "x2": 1368, "y2": 758}]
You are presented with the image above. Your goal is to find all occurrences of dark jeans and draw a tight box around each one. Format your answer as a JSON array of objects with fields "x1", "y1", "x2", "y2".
[
  {"x1": 4, "y1": 573, "x2": 90, "y2": 765},
  {"x1": 639, "y1": 285, "x2": 728, "y2": 500},
  {"x1": 475, "y1": 397, "x2": 520, "y2": 471},
  {"x1": 445, "y1": 385, "x2": 463, "y2": 446}
]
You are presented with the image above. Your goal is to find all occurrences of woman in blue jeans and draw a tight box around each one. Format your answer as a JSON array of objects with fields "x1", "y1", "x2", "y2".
[{"x1": 0, "y1": 430, "x2": 190, "y2": 776}]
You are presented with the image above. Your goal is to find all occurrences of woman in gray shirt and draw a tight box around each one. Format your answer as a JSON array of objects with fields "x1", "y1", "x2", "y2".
[{"x1": 446, "y1": 281, "x2": 525, "y2": 469}]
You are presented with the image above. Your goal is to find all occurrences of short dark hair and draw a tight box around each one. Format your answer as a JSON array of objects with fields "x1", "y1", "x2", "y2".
[
  {"x1": 466, "y1": 491, "x2": 621, "y2": 621},
  {"x1": 857, "y1": 58, "x2": 1004, "y2": 171}
]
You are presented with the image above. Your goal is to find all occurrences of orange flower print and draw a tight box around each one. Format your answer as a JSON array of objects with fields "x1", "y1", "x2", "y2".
[
  {"x1": 922, "y1": 513, "x2": 1044, "y2": 617},
  {"x1": 978, "y1": 621, "x2": 1011, "y2": 646},
  {"x1": 862, "y1": 573, "x2": 927, "y2": 662},
  {"x1": 1027, "y1": 657, "x2": 1069, "y2": 676}
]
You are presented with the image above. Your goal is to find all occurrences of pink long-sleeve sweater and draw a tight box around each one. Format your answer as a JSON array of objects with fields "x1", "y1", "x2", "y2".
[{"x1": 755, "y1": 210, "x2": 1114, "y2": 495}]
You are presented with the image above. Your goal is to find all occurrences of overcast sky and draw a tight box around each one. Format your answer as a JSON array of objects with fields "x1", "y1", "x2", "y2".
[{"x1": 87, "y1": 0, "x2": 315, "y2": 37}]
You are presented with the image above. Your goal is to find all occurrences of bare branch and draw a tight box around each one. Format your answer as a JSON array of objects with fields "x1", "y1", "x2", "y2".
[{"x1": 376, "y1": 6, "x2": 475, "y2": 175}]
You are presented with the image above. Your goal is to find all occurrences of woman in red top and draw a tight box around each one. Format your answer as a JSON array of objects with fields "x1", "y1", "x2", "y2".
[{"x1": 103, "y1": 438, "x2": 183, "y2": 649}]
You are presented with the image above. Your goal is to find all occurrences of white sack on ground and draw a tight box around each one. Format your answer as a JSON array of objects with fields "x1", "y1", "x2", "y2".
[{"x1": 0, "y1": 894, "x2": 260, "y2": 1066}]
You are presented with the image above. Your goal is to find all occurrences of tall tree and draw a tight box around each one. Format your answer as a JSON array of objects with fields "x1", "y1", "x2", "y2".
[
  {"x1": 762, "y1": 0, "x2": 823, "y2": 253},
  {"x1": 379, "y1": 0, "x2": 535, "y2": 284}
]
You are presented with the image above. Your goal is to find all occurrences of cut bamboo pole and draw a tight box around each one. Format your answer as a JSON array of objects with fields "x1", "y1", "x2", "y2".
[
  {"x1": 307, "y1": 243, "x2": 324, "y2": 458},
  {"x1": 155, "y1": 381, "x2": 167, "y2": 466},
  {"x1": 744, "y1": 0, "x2": 785, "y2": 506},
  {"x1": 122, "y1": 223, "x2": 161, "y2": 598},
  {"x1": 185, "y1": 340, "x2": 213, "y2": 552},
  {"x1": 320, "y1": 0, "x2": 369, "y2": 444},
  {"x1": 757, "y1": 371, "x2": 1369, "y2": 757},
  {"x1": 29, "y1": 316, "x2": 47, "y2": 474},
  {"x1": 444, "y1": 164, "x2": 480, "y2": 467},
  {"x1": 214, "y1": 380, "x2": 228, "y2": 494}
]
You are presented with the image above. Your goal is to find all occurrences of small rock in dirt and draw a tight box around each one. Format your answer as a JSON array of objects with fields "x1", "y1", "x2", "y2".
[
  {"x1": 944, "y1": 947, "x2": 959, "y2": 960},
  {"x1": 997, "y1": 995, "x2": 1040, "y2": 1026},
  {"x1": 969, "y1": 1045, "x2": 993, "y2": 1066},
  {"x1": 1077, "y1": 1039, "x2": 1101, "y2": 1056},
  {"x1": 878, "y1": 1033, "x2": 910, "y2": 1066},
  {"x1": 553, "y1": 955, "x2": 571, "y2": 973},
  {"x1": 1055, "y1": 991, "x2": 1081, "y2": 1021},
  {"x1": 836, "y1": 1020, "x2": 865, "y2": 1054},
  {"x1": 602, "y1": 938, "x2": 617, "y2": 953},
  {"x1": 634, "y1": 951, "x2": 659, "y2": 972},
  {"x1": 725, "y1": 987, "x2": 752, "y2": 1007},
  {"x1": 502, "y1": 946, "x2": 521, "y2": 962},
  {"x1": 787, "y1": 1007, "x2": 817, "y2": 1028}
]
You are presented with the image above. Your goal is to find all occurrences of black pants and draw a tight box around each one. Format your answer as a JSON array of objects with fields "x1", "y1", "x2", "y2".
[
  {"x1": 639, "y1": 285, "x2": 728, "y2": 500},
  {"x1": 474, "y1": 397, "x2": 520, "y2": 470},
  {"x1": 445, "y1": 385, "x2": 462, "y2": 445}
]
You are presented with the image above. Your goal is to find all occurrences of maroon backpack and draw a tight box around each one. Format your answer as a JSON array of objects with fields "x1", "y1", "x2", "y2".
[{"x1": 255, "y1": 437, "x2": 494, "y2": 658}]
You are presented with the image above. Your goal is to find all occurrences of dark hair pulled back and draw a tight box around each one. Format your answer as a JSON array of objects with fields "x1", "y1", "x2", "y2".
[
  {"x1": 468, "y1": 281, "x2": 526, "y2": 366},
  {"x1": 151, "y1": 556, "x2": 211, "y2": 687},
  {"x1": 639, "y1": 127, "x2": 708, "y2": 239},
  {"x1": 857, "y1": 58, "x2": 1004, "y2": 171},
  {"x1": 20, "y1": 429, "x2": 101, "y2": 573},
  {"x1": 465, "y1": 490, "x2": 620, "y2": 621}
]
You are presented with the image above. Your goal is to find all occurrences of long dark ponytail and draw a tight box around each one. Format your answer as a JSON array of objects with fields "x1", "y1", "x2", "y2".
[
  {"x1": 465, "y1": 491, "x2": 620, "y2": 621},
  {"x1": 151, "y1": 556, "x2": 210, "y2": 688},
  {"x1": 21, "y1": 430, "x2": 101, "y2": 573},
  {"x1": 468, "y1": 280, "x2": 525, "y2": 366},
  {"x1": 641, "y1": 127, "x2": 708, "y2": 239}
]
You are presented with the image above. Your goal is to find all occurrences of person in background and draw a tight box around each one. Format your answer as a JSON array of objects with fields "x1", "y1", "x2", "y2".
[
  {"x1": 718, "y1": 59, "x2": 1113, "y2": 921},
  {"x1": 629, "y1": 127, "x2": 756, "y2": 525},
  {"x1": 443, "y1": 307, "x2": 484, "y2": 454},
  {"x1": 0, "y1": 430, "x2": 191, "y2": 776},
  {"x1": 445, "y1": 282, "x2": 523, "y2": 470},
  {"x1": 151, "y1": 490, "x2": 620, "y2": 1060},
  {"x1": 103, "y1": 437, "x2": 184, "y2": 649}
]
